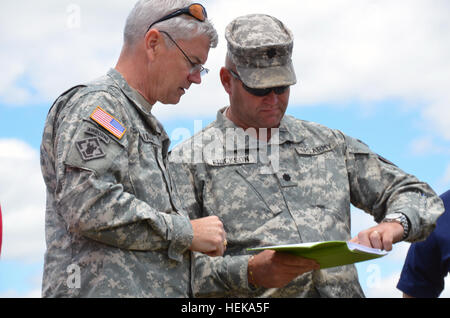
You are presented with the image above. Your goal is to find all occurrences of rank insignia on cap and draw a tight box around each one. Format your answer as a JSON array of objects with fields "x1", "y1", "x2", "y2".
[
  {"x1": 90, "y1": 106, "x2": 126, "y2": 140},
  {"x1": 76, "y1": 137, "x2": 106, "y2": 161}
]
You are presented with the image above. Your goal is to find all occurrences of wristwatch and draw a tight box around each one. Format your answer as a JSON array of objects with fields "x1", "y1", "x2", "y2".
[{"x1": 381, "y1": 213, "x2": 410, "y2": 240}]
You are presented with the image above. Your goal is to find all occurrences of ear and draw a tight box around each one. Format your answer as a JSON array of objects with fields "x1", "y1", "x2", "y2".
[
  {"x1": 144, "y1": 29, "x2": 164, "y2": 61},
  {"x1": 220, "y1": 67, "x2": 232, "y2": 95}
]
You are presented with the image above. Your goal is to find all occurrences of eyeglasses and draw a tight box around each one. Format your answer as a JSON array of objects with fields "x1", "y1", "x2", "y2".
[
  {"x1": 228, "y1": 69, "x2": 289, "y2": 97},
  {"x1": 146, "y1": 3, "x2": 208, "y2": 33},
  {"x1": 160, "y1": 31, "x2": 209, "y2": 76}
]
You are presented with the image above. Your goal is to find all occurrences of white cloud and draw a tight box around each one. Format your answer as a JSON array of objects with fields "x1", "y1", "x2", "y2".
[
  {"x1": 423, "y1": 101, "x2": 450, "y2": 141},
  {"x1": 215, "y1": 1, "x2": 450, "y2": 134},
  {"x1": 0, "y1": 0, "x2": 132, "y2": 105},
  {"x1": 0, "y1": 139, "x2": 46, "y2": 262},
  {"x1": 364, "y1": 271, "x2": 403, "y2": 298},
  {"x1": 1, "y1": 0, "x2": 450, "y2": 141},
  {"x1": 410, "y1": 136, "x2": 447, "y2": 156},
  {"x1": 157, "y1": 0, "x2": 450, "y2": 144}
]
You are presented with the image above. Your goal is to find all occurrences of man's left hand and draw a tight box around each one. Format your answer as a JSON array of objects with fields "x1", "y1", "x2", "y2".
[{"x1": 350, "y1": 222, "x2": 404, "y2": 251}]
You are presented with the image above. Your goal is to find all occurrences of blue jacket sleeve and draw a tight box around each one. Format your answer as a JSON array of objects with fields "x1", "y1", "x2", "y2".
[{"x1": 397, "y1": 191, "x2": 450, "y2": 297}]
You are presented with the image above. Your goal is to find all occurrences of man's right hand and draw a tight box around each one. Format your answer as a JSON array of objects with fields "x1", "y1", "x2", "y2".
[
  {"x1": 248, "y1": 250, "x2": 320, "y2": 288},
  {"x1": 190, "y1": 216, "x2": 227, "y2": 257}
]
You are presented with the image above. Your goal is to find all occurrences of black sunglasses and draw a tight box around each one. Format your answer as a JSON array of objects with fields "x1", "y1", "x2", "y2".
[
  {"x1": 228, "y1": 69, "x2": 289, "y2": 97},
  {"x1": 146, "y1": 3, "x2": 207, "y2": 34}
]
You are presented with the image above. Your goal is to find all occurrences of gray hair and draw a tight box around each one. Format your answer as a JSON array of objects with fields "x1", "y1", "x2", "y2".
[{"x1": 124, "y1": 0, "x2": 218, "y2": 48}]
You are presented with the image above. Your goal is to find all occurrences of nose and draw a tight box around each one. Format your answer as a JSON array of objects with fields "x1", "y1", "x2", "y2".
[
  {"x1": 188, "y1": 71, "x2": 202, "y2": 85},
  {"x1": 263, "y1": 90, "x2": 279, "y2": 105}
]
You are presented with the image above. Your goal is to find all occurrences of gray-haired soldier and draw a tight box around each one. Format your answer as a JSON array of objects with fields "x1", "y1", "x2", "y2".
[
  {"x1": 169, "y1": 14, "x2": 444, "y2": 297},
  {"x1": 40, "y1": 0, "x2": 226, "y2": 298}
]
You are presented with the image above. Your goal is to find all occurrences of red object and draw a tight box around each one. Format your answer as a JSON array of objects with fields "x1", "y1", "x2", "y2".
[{"x1": 0, "y1": 205, "x2": 2, "y2": 257}]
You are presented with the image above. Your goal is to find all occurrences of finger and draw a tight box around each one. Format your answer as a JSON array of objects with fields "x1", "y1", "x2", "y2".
[
  {"x1": 369, "y1": 230, "x2": 383, "y2": 249},
  {"x1": 207, "y1": 243, "x2": 224, "y2": 257},
  {"x1": 217, "y1": 220, "x2": 227, "y2": 244},
  {"x1": 381, "y1": 235, "x2": 394, "y2": 252},
  {"x1": 214, "y1": 242, "x2": 225, "y2": 257},
  {"x1": 382, "y1": 241, "x2": 393, "y2": 252},
  {"x1": 356, "y1": 231, "x2": 371, "y2": 248}
]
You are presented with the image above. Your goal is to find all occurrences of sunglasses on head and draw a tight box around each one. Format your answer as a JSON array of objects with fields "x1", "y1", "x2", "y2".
[
  {"x1": 146, "y1": 3, "x2": 207, "y2": 34},
  {"x1": 228, "y1": 69, "x2": 289, "y2": 97}
]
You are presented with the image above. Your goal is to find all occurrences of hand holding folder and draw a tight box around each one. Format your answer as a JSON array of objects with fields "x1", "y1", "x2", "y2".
[{"x1": 248, "y1": 241, "x2": 388, "y2": 269}]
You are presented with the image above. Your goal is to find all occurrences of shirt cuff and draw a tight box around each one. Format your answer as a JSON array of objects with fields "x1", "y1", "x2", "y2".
[
  {"x1": 161, "y1": 212, "x2": 194, "y2": 262},
  {"x1": 226, "y1": 254, "x2": 254, "y2": 291},
  {"x1": 386, "y1": 191, "x2": 443, "y2": 242}
]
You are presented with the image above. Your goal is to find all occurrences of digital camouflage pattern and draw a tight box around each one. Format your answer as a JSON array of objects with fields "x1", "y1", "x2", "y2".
[
  {"x1": 169, "y1": 108, "x2": 444, "y2": 297},
  {"x1": 226, "y1": 14, "x2": 297, "y2": 89},
  {"x1": 41, "y1": 69, "x2": 193, "y2": 297}
]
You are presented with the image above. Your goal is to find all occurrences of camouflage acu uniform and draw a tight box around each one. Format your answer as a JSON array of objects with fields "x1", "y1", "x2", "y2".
[
  {"x1": 169, "y1": 109, "x2": 444, "y2": 297},
  {"x1": 41, "y1": 69, "x2": 193, "y2": 297},
  {"x1": 168, "y1": 14, "x2": 444, "y2": 298}
]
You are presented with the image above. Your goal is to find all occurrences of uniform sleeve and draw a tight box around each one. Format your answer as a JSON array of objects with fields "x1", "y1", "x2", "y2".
[
  {"x1": 191, "y1": 253, "x2": 252, "y2": 297},
  {"x1": 168, "y1": 160, "x2": 204, "y2": 220},
  {"x1": 342, "y1": 132, "x2": 444, "y2": 242},
  {"x1": 52, "y1": 91, "x2": 193, "y2": 261},
  {"x1": 169, "y1": 159, "x2": 254, "y2": 295}
]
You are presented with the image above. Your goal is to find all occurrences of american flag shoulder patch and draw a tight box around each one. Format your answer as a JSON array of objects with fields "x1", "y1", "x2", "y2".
[{"x1": 90, "y1": 106, "x2": 127, "y2": 140}]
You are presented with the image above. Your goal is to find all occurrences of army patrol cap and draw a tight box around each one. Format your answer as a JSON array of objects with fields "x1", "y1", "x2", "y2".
[{"x1": 225, "y1": 14, "x2": 297, "y2": 89}]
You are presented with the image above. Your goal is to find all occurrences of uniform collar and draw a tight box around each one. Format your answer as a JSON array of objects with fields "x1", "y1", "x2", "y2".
[
  {"x1": 107, "y1": 68, "x2": 163, "y2": 135},
  {"x1": 215, "y1": 107, "x2": 305, "y2": 146}
]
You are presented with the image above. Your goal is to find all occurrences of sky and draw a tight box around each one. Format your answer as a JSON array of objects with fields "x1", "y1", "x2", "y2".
[{"x1": 0, "y1": 0, "x2": 449, "y2": 298}]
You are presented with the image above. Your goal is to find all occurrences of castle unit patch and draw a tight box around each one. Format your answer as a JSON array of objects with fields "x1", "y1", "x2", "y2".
[{"x1": 76, "y1": 137, "x2": 106, "y2": 161}]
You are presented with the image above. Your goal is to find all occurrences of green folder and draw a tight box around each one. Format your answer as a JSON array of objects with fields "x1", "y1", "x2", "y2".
[{"x1": 248, "y1": 241, "x2": 388, "y2": 269}]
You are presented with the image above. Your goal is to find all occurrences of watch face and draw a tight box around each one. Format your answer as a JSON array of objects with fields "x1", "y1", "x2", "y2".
[
  {"x1": 383, "y1": 213, "x2": 409, "y2": 240},
  {"x1": 385, "y1": 213, "x2": 403, "y2": 220}
]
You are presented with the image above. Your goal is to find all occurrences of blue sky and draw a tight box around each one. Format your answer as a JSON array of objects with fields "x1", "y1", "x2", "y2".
[{"x1": 1, "y1": 0, "x2": 450, "y2": 298}]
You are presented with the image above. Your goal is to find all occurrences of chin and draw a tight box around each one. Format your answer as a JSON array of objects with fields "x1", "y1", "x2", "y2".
[
  {"x1": 160, "y1": 95, "x2": 182, "y2": 105},
  {"x1": 262, "y1": 117, "x2": 283, "y2": 129}
]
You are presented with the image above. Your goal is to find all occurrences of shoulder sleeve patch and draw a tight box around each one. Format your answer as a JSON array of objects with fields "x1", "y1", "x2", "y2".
[
  {"x1": 90, "y1": 106, "x2": 127, "y2": 140},
  {"x1": 75, "y1": 137, "x2": 106, "y2": 161},
  {"x1": 64, "y1": 120, "x2": 125, "y2": 175}
]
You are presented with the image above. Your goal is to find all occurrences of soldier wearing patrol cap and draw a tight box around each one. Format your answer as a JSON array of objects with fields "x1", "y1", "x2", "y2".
[
  {"x1": 40, "y1": 0, "x2": 227, "y2": 298},
  {"x1": 169, "y1": 14, "x2": 444, "y2": 297}
]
